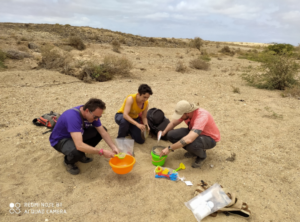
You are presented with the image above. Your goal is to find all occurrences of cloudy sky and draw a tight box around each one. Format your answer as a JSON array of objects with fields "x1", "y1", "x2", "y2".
[{"x1": 1, "y1": 0, "x2": 299, "y2": 45}]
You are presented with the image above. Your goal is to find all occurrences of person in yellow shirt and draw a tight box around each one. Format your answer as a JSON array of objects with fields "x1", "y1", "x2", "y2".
[{"x1": 115, "y1": 84, "x2": 153, "y2": 144}]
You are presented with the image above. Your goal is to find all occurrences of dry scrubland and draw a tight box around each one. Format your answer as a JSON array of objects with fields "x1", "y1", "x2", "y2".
[{"x1": 0, "y1": 23, "x2": 300, "y2": 222}]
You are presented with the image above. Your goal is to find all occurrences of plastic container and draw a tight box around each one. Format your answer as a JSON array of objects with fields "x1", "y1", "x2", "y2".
[
  {"x1": 151, "y1": 146, "x2": 167, "y2": 166},
  {"x1": 185, "y1": 183, "x2": 231, "y2": 222},
  {"x1": 115, "y1": 138, "x2": 134, "y2": 156},
  {"x1": 109, "y1": 155, "x2": 136, "y2": 174}
]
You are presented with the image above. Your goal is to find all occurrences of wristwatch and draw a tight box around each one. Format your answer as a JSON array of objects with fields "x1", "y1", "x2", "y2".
[{"x1": 168, "y1": 146, "x2": 174, "y2": 152}]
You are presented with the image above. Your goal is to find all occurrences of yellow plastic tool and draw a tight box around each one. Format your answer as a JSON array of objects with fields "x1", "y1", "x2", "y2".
[
  {"x1": 114, "y1": 153, "x2": 126, "y2": 159},
  {"x1": 162, "y1": 168, "x2": 169, "y2": 174},
  {"x1": 174, "y1": 163, "x2": 186, "y2": 172}
]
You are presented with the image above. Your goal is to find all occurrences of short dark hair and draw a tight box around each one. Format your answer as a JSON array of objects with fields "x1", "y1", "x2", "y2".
[
  {"x1": 138, "y1": 84, "x2": 153, "y2": 95},
  {"x1": 83, "y1": 98, "x2": 106, "y2": 112}
]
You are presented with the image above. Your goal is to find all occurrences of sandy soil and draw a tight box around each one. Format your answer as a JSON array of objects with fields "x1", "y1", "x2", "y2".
[{"x1": 0, "y1": 41, "x2": 299, "y2": 222}]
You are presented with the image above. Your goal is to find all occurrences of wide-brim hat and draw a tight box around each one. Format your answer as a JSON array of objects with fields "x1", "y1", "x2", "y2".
[{"x1": 172, "y1": 100, "x2": 199, "y2": 120}]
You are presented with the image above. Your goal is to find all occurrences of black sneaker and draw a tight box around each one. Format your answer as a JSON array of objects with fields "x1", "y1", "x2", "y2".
[
  {"x1": 64, "y1": 158, "x2": 80, "y2": 175},
  {"x1": 79, "y1": 156, "x2": 93, "y2": 163},
  {"x1": 192, "y1": 157, "x2": 205, "y2": 168},
  {"x1": 184, "y1": 152, "x2": 196, "y2": 158}
]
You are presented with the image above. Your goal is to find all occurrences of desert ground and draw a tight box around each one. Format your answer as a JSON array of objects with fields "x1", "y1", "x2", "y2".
[{"x1": 0, "y1": 23, "x2": 299, "y2": 222}]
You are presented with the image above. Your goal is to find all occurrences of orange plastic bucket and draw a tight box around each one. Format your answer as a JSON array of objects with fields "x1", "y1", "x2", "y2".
[{"x1": 109, "y1": 155, "x2": 136, "y2": 174}]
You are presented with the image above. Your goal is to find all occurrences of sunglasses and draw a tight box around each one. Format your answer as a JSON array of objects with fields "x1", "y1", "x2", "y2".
[{"x1": 89, "y1": 111, "x2": 101, "y2": 120}]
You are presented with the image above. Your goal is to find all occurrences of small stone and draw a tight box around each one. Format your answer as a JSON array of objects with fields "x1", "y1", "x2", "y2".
[{"x1": 210, "y1": 164, "x2": 214, "y2": 168}]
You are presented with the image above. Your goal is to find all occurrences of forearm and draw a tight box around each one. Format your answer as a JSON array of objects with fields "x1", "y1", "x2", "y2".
[
  {"x1": 101, "y1": 131, "x2": 117, "y2": 150},
  {"x1": 123, "y1": 113, "x2": 139, "y2": 127},
  {"x1": 76, "y1": 142, "x2": 100, "y2": 154},
  {"x1": 162, "y1": 122, "x2": 175, "y2": 135}
]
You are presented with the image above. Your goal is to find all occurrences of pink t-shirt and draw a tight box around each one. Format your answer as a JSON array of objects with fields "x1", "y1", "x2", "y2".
[{"x1": 179, "y1": 108, "x2": 220, "y2": 142}]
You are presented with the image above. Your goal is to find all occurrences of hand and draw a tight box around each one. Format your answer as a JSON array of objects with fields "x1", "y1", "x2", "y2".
[
  {"x1": 103, "y1": 150, "x2": 116, "y2": 158},
  {"x1": 137, "y1": 123, "x2": 145, "y2": 132},
  {"x1": 111, "y1": 146, "x2": 119, "y2": 154},
  {"x1": 160, "y1": 147, "x2": 170, "y2": 157}
]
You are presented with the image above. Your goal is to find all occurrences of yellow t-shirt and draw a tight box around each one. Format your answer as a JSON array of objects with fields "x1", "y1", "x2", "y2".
[{"x1": 117, "y1": 93, "x2": 148, "y2": 119}]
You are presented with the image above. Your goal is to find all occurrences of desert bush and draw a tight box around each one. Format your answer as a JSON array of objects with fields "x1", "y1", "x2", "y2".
[
  {"x1": 111, "y1": 40, "x2": 121, "y2": 53},
  {"x1": 81, "y1": 63, "x2": 112, "y2": 82},
  {"x1": 149, "y1": 37, "x2": 156, "y2": 43},
  {"x1": 176, "y1": 61, "x2": 187, "y2": 73},
  {"x1": 81, "y1": 55, "x2": 133, "y2": 82},
  {"x1": 231, "y1": 86, "x2": 240, "y2": 93},
  {"x1": 0, "y1": 49, "x2": 7, "y2": 69},
  {"x1": 242, "y1": 54, "x2": 299, "y2": 90},
  {"x1": 6, "y1": 50, "x2": 31, "y2": 60},
  {"x1": 281, "y1": 85, "x2": 300, "y2": 98},
  {"x1": 20, "y1": 37, "x2": 28, "y2": 41},
  {"x1": 103, "y1": 55, "x2": 133, "y2": 75},
  {"x1": 220, "y1": 46, "x2": 235, "y2": 56},
  {"x1": 267, "y1": 43, "x2": 294, "y2": 54},
  {"x1": 190, "y1": 37, "x2": 203, "y2": 51},
  {"x1": 69, "y1": 36, "x2": 86, "y2": 50},
  {"x1": 189, "y1": 58, "x2": 210, "y2": 70},
  {"x1": 18, "y1": 45, "x2": 29, "y2": 52},
  {"x1": 200, "y1": 55, "x2": 211, "y2": 61},
  {"x1": 39, "y1": 45, "x2": 66, "y2": 69}
]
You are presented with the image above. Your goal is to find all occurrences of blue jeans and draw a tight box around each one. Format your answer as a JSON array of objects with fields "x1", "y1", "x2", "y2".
[{"x1": 115, "y1": 113, "x2": 145, "y2": 144}]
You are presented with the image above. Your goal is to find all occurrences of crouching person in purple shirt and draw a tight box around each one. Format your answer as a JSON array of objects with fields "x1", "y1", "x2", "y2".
[{"x1": 49, "y1": 98, "x2": 119, "y2": 175}]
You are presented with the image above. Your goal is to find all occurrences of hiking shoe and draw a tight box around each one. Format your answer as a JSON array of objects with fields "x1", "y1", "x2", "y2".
[
  {"x1": 184, "y1": 152, "x2": 196, "y2": 158},
  {"x1": 64, "y1": 160, "x2": 80, "y2": 175},
  {"x1": 79, "y1": 156, "x2": 93, "y2": 163},
  {"x1": 192, "y1": 157, "x2": 205, "y2": 168}
]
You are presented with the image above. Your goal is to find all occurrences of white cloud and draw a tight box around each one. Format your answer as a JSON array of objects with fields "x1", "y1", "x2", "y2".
[
  {"x1": 281, "y1": 10, "x2": 300, "y2": 23},
  {"x1": 0, "y1": 0, "x2": 299, "y2": 45}
]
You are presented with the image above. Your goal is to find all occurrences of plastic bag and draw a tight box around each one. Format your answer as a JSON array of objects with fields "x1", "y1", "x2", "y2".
[
  {"x1": 115, "y1": 138, "x2": 134, "y2": 156},
  {"x1": 154, "y1": 166, "x2": 179, "y2": 181},
  {"x1": 185, "y1": 183, "x2": 231, "y2": 222}
]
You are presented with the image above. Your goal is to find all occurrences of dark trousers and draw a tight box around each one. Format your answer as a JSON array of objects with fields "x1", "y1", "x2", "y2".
[
  {"x1": 167, "y1": 128, "x2": 216, "y2": 159},
  {"x1": 115, "y1": 113, "x2": 144, "y2": 144},
  {"x1": 53, "y1": 127, "x2": 102, "y2": 164}
]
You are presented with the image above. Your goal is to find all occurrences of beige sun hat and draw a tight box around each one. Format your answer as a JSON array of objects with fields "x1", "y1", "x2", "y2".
[{"x1": 172, "y1": 100, "x2": 199, "y2": 120}]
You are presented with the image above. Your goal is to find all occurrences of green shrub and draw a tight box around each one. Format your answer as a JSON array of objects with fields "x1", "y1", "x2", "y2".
[
  {"x1": 267, "y1": 43, "x2": 294, "y2": 54},
  {"x1": 81, "y1": 55, "x2": 133, "y2": 82},
  {"x1": 200, "y1": 55, "x2": 211, "y2": 61},
  {"x1": 69, "y1": 36, "x2": 86, "y2": 50},
  {"x1": 0, "y1": 49, "x2": 7, "y2": 69},
  {"x1": 189, "y1": 58, "x2": 210, "y2": 70},
  {"x1": 242, "y1": 54, "x2": 299, "y2": 90}
]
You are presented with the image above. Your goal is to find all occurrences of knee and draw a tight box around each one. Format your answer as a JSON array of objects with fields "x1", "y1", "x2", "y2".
[
  {"x1": 167, "y1": 130, "x2": 178, "y2": 142},
  {"x1": 134, "y1": 138, "x2": 145, "y2": 144},
  {"x1": 68, "y1": 149, "x2": 85, "y2": 162}
]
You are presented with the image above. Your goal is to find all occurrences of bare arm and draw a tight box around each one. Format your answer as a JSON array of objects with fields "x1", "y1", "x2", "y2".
[
  {"x1": 141, "y1": 104, "x2": 149, "y2": 128},
  {"x1": 96, "y1": 125, "x2": 119, "y2": 154},
  {"x1": 123, "y1": 96, "x2": 145, "y2": 132},
  {"x1": 161, "y1": 119, "x2": 182, "y2": 137},
  {"x1": 160, "y1": 129, "x2": 201, "y2": 157},
  {"x1": 70, "y1": 132, "x2": 100, "y2": 154}
]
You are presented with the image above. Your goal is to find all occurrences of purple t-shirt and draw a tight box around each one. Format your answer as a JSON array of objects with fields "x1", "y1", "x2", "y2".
[{"x1": 49, "y1": 105, "x2": 101, "y2": 147}]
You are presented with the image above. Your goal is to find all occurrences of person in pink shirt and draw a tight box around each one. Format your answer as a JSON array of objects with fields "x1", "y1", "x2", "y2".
[{"x1": 159, "y1": 100, "x2": 220, "y2": 168}]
